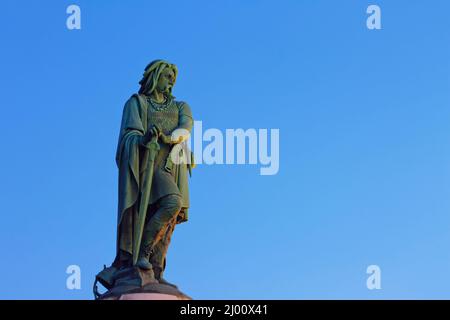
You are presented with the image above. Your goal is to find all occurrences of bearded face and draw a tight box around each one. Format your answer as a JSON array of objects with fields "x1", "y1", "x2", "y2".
[
  {"x1": 139, "y1": 60, "x2": 178, "y2": 97},
  {"x1": 155, "y1": 67, "x2": 176, "y2": 95}
]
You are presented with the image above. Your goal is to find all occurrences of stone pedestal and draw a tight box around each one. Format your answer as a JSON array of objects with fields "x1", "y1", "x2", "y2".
[{"x1": 96, "y1": 266, "x2": 191, "y2": 300}]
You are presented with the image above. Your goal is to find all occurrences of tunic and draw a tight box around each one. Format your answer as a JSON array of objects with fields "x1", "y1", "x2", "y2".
[{"x1": 115, "y1": 94, "x2": 193, "y2": 256}]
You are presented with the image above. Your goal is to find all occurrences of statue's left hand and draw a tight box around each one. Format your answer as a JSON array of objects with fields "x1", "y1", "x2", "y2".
[
  {"x1": 170, "y1": 128, "x2": 190, "y2": 144},
  {"x1": 159, "y1": 133, "x2": 173, "y2": 144}
]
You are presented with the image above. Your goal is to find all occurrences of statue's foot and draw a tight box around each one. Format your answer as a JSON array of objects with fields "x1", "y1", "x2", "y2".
[
  {"x1": 158, "y1": 277, "x2": 178, "y2": 288},
  {"x1": 136, "y1": 257, "x2": 153, "y2": 270}
]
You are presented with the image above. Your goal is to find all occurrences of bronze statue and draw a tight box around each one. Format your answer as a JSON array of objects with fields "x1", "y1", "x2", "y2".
[{"x1": 94, "y1": 60, "x2": 194, "y2": 299}]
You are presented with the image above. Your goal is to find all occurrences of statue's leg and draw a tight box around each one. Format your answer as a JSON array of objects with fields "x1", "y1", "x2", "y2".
[
  {"x1": 150, "y1": 217, "x2": 177, "y2": 286},
  {"x1": 137, "y1": 194, "x2": 182, "y2": 270}
]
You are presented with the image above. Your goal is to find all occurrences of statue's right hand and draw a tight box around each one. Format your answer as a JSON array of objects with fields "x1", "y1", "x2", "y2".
[{"x1": 141, "y1": 125, "x2": 161, "y2": 145}]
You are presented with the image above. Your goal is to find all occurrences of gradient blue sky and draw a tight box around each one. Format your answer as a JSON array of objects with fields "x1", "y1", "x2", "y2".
[{"x1": 0, "y1": 0, "x2": 449, "y2": 299}]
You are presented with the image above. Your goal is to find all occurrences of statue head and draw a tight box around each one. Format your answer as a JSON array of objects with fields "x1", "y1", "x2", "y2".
[{"x1": 138, "y1": 60, "x2": 178, "y2": 98}]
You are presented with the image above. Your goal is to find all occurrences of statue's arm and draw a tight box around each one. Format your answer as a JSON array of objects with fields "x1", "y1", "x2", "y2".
[
  {"x1": 168, "y1": 102, "x2": 193, "y2": 144},
  {"x1": 115, "y1": 96, "x2": 147, "y2": 214},
  {"x1": 177, "y1": 102, "x2": 193, "y2": 132},
  {"x1": 116, "y1": 96, "x2": 146, "y2": 166}
]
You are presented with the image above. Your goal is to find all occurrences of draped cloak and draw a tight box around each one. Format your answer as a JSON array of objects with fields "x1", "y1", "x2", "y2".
[{"x1": 114, "y1": 94, "x2": 193, "y2": 258}]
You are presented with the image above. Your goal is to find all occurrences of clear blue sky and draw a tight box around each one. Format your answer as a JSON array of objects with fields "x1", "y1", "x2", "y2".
[{"x1": 0, "y1": 0, "x2": 449, "y2": 299}]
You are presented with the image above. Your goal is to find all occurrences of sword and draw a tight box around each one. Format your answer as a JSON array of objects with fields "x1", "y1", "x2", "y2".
[{"x1": 133, "y1": 134, "x2": 160, "y2": 265}]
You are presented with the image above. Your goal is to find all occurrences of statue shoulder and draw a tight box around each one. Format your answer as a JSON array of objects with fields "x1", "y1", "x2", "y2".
[
  {"x1": 123, "y1": 94, "x2": 147, "y2": 112},
  {"x1": 174, "y1": 100, "x2": 192, "y2": 113},
  {"x1": 123, "y1": 94, "x2": 137, "y2": 108}
]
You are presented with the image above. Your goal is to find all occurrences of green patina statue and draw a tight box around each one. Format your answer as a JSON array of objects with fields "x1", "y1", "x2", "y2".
[{"x1": 94, "y1": 60, "x2": 194, "y2": 299}]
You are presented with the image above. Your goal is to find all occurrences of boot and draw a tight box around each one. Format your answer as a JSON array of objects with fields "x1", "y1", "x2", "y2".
[
  {"x1": 136, "y1": 244, "x2": 154, "y2": 270},
  {"x1": 137, "y1": 195, "x2": 181, "y2": 272},
  {"x1": 136, "y1": 213, "x2": 162, "y2": 271}
]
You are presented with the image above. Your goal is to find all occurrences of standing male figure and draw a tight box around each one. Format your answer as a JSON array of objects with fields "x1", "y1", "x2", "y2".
[{"x1": 112, "y1": 60, "x2": 194, "y2": 286}]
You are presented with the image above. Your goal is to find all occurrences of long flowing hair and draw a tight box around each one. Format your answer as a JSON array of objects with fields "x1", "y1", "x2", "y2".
[{"x1": 138, "y1": 60, "x2": 178, "y2": 98}]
